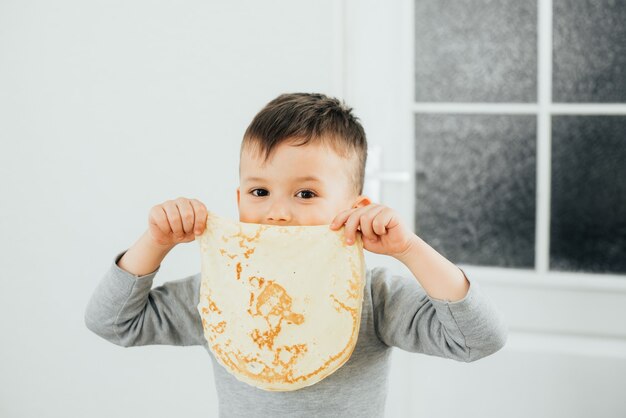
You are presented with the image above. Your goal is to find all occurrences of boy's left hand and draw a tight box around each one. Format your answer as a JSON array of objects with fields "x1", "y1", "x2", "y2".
[{"x1": 329, "y1": 203, "x2": 418, "y2": 259}]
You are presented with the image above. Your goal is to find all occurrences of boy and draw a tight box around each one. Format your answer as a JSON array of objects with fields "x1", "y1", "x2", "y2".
[{"x1": 85, "y1": 92, "x2": 508, "y2": 417}]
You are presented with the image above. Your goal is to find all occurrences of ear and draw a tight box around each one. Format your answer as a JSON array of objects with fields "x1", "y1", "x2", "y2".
[
  {"x1": 236, "y1": 187, "x2": 241, "y2": 207},
  {"x1": 352, "y1": 195, "x2": 372, "y2": 209}
]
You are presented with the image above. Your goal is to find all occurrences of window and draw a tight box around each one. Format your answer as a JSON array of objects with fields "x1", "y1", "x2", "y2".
[{"x1": 412, "y1": 0, "x2": 626, "y2": 275}]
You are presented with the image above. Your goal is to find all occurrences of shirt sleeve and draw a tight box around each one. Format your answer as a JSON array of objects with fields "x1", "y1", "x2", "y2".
[
  {"x1": 84, "y1": 249, "x2": 205, "y2": 347},
  {"x1": 370, "y1": 266, "x2": 508, "y2": 362}
]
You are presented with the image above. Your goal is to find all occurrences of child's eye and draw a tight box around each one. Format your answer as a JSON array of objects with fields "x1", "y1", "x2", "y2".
[
  {"x1": 250, "y1": 188, "x2": 268, "y2": 197},
  {"x1": 296, "y1": 190, "x2": 317, "y2": 199}
]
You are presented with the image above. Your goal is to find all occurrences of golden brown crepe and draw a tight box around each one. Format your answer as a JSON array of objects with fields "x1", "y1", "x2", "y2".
[{"x1": 195, "y1": 211, "x2": 366, "y2": 391}]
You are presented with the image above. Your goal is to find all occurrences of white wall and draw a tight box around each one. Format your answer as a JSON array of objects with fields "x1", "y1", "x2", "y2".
[{"x1": 0, "y1": 1, "x2": 343, "y2": 417}]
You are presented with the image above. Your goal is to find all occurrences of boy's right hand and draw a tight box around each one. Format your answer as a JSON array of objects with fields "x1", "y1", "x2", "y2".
[{"x1": 147, "y1": 197, "x2": 208, "y2": 247}]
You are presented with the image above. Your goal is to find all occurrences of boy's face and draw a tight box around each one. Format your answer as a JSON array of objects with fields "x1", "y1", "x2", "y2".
[{"x1": 237, "y1": 140, "x2": 371, "y2": 226}]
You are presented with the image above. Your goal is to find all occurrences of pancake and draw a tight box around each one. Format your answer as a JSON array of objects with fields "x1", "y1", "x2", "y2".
[{"x1": 195, "y1": 211, "x2": 366, "y2": 391}]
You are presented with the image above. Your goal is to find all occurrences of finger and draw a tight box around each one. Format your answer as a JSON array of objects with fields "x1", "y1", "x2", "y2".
[
  {"x1": 150, "y1": 205, "x2": 172, "y2": 236},
  {"x1": 189, "y1": 199, "x2": 208, "y2": 234},
  {"x1": 373, "y1": 208, "x2": 394, "y2": 235},
  {"x1": 163, "y1": 200, "x2": 185, "y2": 238},
  {"x1": 360, "y1": 206, "x2": 385, "y2": 241},
  {"x1": 176, "y1": 198, "x2": 195, "y2": 235},
  {"x1": 329, "y1": 208, "x2": 356, "y2": 230},
  {"x1": 344, "y1": 207, "x2": 369, "y2": 244}
]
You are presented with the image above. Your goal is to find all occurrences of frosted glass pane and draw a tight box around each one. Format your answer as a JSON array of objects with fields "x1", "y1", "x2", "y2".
[
  {"x1": 414, "y1": 114, "x2": 536, "y2": 268},
  {"x1": 414, "y1": 0, "x2": 537, "y2": 102},
  {"x1": 550, "y1": 116, "x2": 626, "y2": 274},
  {"x1": 553, "y1": 0, "x2": 626, "y2": 102}
]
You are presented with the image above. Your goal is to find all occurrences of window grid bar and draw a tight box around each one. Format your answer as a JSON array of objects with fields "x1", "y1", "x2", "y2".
[{"x1": 537, "y1": 0, "x2": 553, "y2": 275}]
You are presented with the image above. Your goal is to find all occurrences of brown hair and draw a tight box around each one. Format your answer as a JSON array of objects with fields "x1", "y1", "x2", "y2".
[{"x1": 240, "y1": 92, "x2": 368, "y2": 196}]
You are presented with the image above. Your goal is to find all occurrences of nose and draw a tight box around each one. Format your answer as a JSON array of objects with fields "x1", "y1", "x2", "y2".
[{"x1": 266, "y1": 197, "x2": 291, "y2": 224}]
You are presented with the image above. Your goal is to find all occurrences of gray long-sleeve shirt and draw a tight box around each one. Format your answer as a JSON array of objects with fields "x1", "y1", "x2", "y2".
[{"x1": 84, "y1": 249, "x2": 508, "y2": 417}]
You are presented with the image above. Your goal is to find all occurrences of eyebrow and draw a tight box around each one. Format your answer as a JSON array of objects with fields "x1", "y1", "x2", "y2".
[{"x1": 243, "y1": 175, "x2": 322, "y2": 183}]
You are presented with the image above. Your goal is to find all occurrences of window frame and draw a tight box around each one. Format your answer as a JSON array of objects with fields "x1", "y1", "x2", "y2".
[{"x1": 342, "y1": 0, "x2": 626, "y2": 343}]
